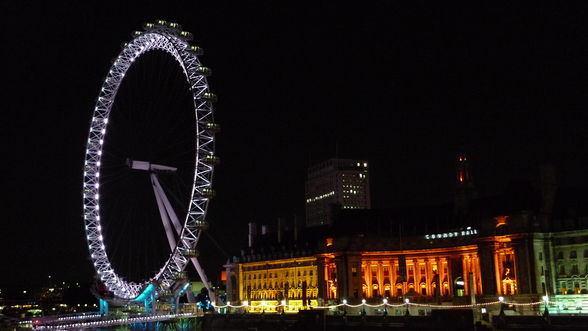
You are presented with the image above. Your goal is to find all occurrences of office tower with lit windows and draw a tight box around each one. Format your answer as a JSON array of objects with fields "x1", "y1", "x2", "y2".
[{"x1": 305, "y1": 158, "x2": 371, "y2": 227}]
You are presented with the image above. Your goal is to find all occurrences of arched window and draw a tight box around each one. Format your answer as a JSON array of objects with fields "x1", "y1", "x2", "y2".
[{"x1": 454, "y1": 277, "x2": 464, "y2": 296}]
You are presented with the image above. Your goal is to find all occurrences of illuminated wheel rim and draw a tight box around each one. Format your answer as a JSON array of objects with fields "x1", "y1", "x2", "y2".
[{"x1": 82, "y1": 21, "x2": 216, "y2": 300}]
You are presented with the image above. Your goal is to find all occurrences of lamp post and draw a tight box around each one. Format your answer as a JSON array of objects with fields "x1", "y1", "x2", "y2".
[
  {"x1": 383, "y1": 298, "x2": 388, "y2": 316},
  {"x1": 361, "y1": 299, "x2": 366, "y2": 316},
  {"x1": 542, "y1": 296, "x2": 549, "y2": 318},
  {"x1": 498, "y1": 296, "x2": 505, "y2": 317},
  {"x1": 404, "y1": 298, "x2": 410, "y2": 316}
]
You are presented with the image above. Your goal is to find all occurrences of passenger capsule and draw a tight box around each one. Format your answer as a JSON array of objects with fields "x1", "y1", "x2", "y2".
[
  {"x1": 202, "y1": 188, "x2": 216, "y2": 199},
  {"x1": 201, "y1": 92, "x2": 217, "y2": 102},
  {"x1": 203, "y1": 154, "x2": 220, "y2": 165},
  {"x1": 173, "y1": 271, "x2": 188, "y2": 280},
  {"x1": 187, "y1": 45, "x2": 203, "y2": 55},
  {"x1": 167, "y1": 22, "x2": 181, "y2": 30},
  {"x1": 195, "y1": 222, "x2": 209, "y2": 231},
  {"x1": 179, "y1": 31, "x2": 193, "y2": 41},
  {"x1": 196, "y1": 66, "x2": 212, "y2": 76},
  {"x1": 183, "y1": 249, "x2": 199, "y2": 258},
  {"x1": 204, "y1": 122, "x2": 220, "y2": 133}
]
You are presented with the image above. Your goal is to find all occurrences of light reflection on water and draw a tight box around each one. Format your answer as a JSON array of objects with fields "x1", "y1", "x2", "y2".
[{"x1": 90, "y1": 318, "x2": 200, "y2": 330}]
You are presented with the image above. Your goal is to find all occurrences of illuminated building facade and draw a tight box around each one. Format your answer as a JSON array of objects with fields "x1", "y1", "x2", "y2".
[
  {"x1": 318, "y1": 245, "x2": 483, "y2": 301},
  {"x1": 305, "y1": 158, "x2": 370, "y2": 227},
  {"x1": 225, "y1": 159, "x2": 588, "y2": 311},
  {"x1": 226, "y1": 209, "x2": 588, "y2": 311},
  {"x1": 225, "y1": 249, "x2": 320, "y2": 312}
]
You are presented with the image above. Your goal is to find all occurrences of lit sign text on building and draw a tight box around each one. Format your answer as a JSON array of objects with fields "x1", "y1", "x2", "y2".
[{"x1": 425, "y1": 227, "x2": 478, "y2": 240}]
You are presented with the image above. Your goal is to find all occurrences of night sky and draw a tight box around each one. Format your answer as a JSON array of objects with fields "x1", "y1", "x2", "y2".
[{"x1": 2, "y1": 2, "x2": 588, "y2": 296}]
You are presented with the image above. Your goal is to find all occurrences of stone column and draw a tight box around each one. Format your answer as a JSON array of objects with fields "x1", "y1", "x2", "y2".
[
  {"x1": 514, "y1": 238, "x2": 533, "y2": 294},
  {"x1": 366, "y1": 261, "x2": 372, "y2": 298},
  {"x1": 377, "y1": 261, "x2": 384, "y2": 297},
  {"x1": 478, "y1": 242, "x2": 497, "y2": 295},
  {"x1": 316, "y1": 257, "x2": 326, "y2": 301}
]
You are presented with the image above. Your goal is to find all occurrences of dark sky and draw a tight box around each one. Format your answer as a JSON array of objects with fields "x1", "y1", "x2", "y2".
[{"x1": 2, "y1": 1, "x2": 588, "y2": 295}]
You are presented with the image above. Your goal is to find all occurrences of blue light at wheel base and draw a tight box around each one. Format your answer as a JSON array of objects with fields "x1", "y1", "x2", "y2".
[{"x1": 134, "y1": 284, "x2": 155, "y2": 302}]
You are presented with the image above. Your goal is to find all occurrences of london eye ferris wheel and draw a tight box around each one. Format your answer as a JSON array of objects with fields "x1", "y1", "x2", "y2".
[{"x1": 82, "y1": 20, "x2": 219, "y2": 303}]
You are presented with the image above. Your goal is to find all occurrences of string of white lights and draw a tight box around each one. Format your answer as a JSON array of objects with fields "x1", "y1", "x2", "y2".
[
  {"x1": 214, "y1": 297, "x2": 546, "y2": 310},
  {"x1": 37, "y1": 313, "x2": 194, "y2": 329}
]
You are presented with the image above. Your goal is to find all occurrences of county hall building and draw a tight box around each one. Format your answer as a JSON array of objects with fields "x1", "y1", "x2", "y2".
[{"x1": 224, "y1": 157, "x2": 588, "y2": 313}]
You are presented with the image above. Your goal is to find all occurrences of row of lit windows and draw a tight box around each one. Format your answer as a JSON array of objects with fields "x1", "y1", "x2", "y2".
[
  {"x1": 341, "y1": 173, "x2": 367, "y2": 179},
  {"x1": 244, "y1": 269, "x2": 314, "y2": 280},
  {"x1": 246, "y1": 288, "x2": 319, "y2": 300},
  {"x1": 556, "y1": 249, "x2": 588, "y2": 259},
  {"x1": 305, "y1": 191, "x2": 335, "y2": 203},
  {"x1": 246, "y1": 281, "x2": 316, "y2": 290},
  {"x1": 559, "y1": 280, "x2": 588, "y2": 294},
  {"x1": 342, "y1": 184, "x2": 363, "y2": 188},
  {"x1": 557, "y1": 264, "x2": 588, "y2": 276}
]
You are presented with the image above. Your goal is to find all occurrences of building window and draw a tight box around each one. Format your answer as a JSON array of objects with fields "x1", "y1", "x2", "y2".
[
  {"x1": 538, "y1": 252, "x2": 543, "y2": 261},
  {"x1": 559, "y1": 265, "x2": 566, "y2": 275},
  {"x1": 570, "y1": 251, "x2": 577, "y2": 259},
  {"x1": 584, "y1": 249, "x2": 588, "y2": 258},
  {"x1": 352, "y1": 267, "x2": 357, "y2": 277},
  {"x1": 571, "y1": 265, "x2": 579, "y2": 275},
  {"x1": 557, "y1": 252, "x2": 563, "y2": 260}
]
